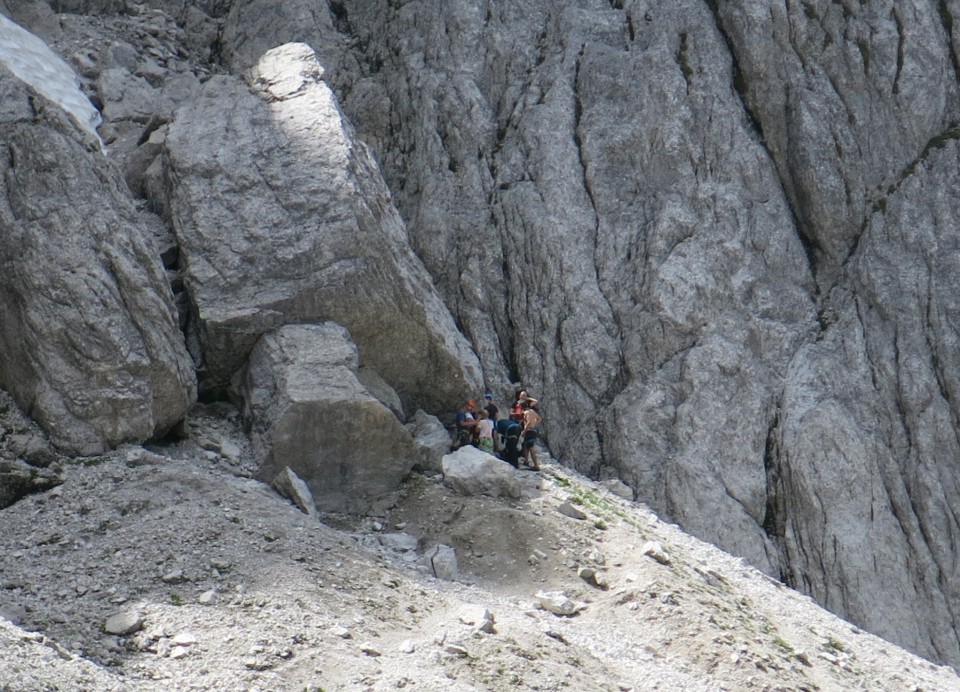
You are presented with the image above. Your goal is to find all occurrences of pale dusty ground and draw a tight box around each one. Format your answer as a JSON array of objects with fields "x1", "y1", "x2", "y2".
[{"x1": 1, "y1": 400, "x2": 959, "y2": 691}]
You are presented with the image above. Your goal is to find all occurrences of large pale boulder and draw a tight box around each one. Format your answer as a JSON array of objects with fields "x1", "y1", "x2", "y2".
[
  {"x1": 157, "y1": 43, "x2": 481, "y2": 412},
  {"x1": 237, "y1": 323, "x2": 417, "y2": 514},
  {"x1": 441, "y1": 446, "x2": 520, "y2": 500},
  {"x1": 0, "y1": 66, "x2": 195, "y2": 455}
]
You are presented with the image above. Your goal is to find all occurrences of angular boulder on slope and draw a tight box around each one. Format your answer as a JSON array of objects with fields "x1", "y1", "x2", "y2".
[
  {"x1": 442, "y1": 446, "x2": 521, "y2": 500},
  {"x1": 0, "y1": 458, "x2": 62, "y2": 509},
  {"x1": 237, "y1": 323, "x2": 416, "y2": 514},
  {"x1": 0, "y1": 67, "x2": 196, "y2": 455},
  {"x1": 157, "y1": 43, "x2": 481, "y2": 413}
]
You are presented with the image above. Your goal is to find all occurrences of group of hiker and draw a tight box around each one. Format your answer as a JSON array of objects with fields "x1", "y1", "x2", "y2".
[{"x1": 452, "y1": 388, "x2": 542, "y2": 470}]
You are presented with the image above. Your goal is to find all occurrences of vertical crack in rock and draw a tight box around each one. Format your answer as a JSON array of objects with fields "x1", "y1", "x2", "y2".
[
  {"x1": 893, "y1": 7, "x2": 906, "y2": 96},
  {"x1": 572, "y1": 49, "x2": 599, "y2": 238},
  {"x1": 572, "y1": 42, "x2": 628, "y2": 412},
  {"x1": 703, "y1": 0, "x2": 820, "y2": 297},
  {"x1": 923, "y1": 273, "x2": 960, "y2": 441},
  {"x1": 918, "y1": 278, "x2": 960, "y2": 659},
  {"x1": 890, "y1": 326, "x2": 916, "y2": 460},
  {"x1": 702, "y1": 0, "x2": 764, "y2": 141},
  {"x1": 761, "y1": 404, "x2": 786, "y2": 561},
  {"x1": 677, "y1": 31, "x2": 693, "y2": 93}
]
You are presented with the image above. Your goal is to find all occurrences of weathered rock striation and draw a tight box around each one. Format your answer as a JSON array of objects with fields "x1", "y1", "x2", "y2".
[
  {"x1": 4, "y1": 0, "x2": 960, "y2": 671},
  {"x1": 334, "y1": 0, "x2": 817, "y2": 577},
  {"x1": 0, "y1": 64, "x2": 195, "y2": 455}
]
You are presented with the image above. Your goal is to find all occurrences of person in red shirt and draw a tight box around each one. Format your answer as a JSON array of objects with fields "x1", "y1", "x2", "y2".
[{"x1": 510, "y1": 388, "x2": 538, "y2": 422}]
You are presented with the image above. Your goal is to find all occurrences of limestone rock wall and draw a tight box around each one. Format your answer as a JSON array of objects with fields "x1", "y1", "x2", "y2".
[
  {"x1": 306, "y1": 0, "x2": 960, "y2": 665},
  {"x1": 333, "y1": 0, "x2": 817, "y2": 574},
  {"x1": 6, "y1": 0, "x2": 960, "y2": 670}
]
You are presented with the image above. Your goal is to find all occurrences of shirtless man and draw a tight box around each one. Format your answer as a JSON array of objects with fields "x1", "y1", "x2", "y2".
[{"x1": 520, "y1": 400, "x2": 542, "y2": 470}]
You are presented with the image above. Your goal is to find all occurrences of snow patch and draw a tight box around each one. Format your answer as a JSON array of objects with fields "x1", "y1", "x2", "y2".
[{"x1": 0, "y1": 14, "x2": 102, "y2": 143}]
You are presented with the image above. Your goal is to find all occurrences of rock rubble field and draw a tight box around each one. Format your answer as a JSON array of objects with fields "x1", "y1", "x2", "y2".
[{"x1": 2, "y1": 396, "x2": 958, "y2": 691}]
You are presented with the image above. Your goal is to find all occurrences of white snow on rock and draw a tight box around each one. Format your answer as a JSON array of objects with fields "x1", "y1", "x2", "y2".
[{"x1": 0, "y1": 14, "x2": 102, "y2": 142}]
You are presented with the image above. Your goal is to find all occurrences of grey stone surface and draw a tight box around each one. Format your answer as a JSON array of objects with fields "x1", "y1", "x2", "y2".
[
  {"x1": 237, "y1": 323, "x2": 417, "y2": 514},
  {"x1": 5, "y1": 0, "x2": 960, "y2": 671},
  {"x1": 334, "y1": 1, "x2": 816, "y2": 582},
  {"x1": 769, "y1": 139, "x2": 960, "y2": 666},
  {"x1": 441, "y1": 446, "x2": 521, "y2": 500},
  {"x1": 0, "y1": 66, "x2": 195, "y2": 455},
  {"x1": 713, "y1": 0, "x2": 959, "y2": 289},
  {"x1": 104, "y1": 611, "x2": 143, "y2": 636},
  {"x1": 378, "y1": 532, "x2": 419, "y2": 553},
  {"x1": 406, "y1": 409, "x2": 452, "y2": 474},
  {"x1": 269, "y1": 466, "x2": 317, "y2": 518},
  {"x1": 642, "y1": 541, "x2": 672, "y2": 567},
  {"x1": 220, "y1": 0, "x2": 350, "y2": 79},
  {"x1": 556, "y1": 502, "x2": 588, "y2": 521},
  {"x1": 427, "y1": 544, "x2": 459, "y2": 582},
  {"x1": 0, "y1": 458, "x2": 62, "y2": 509},
  {"x1": 602, "y1": 479, "x2": 634, "y2": 501},
  {"x1": 156, "y1": 43, "x2": 482, "y2": 412},
  {"x1": 535, "y1": 591, "x2": 581, "y2": 617}
]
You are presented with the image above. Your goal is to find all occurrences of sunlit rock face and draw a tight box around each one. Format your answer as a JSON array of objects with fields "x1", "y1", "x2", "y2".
[
  {"x1": 152, "y1": 43, "x2": 482, "y2": 412},
  {"x1": 267, "y1": 0, "x2": 959, "y2": 667}
]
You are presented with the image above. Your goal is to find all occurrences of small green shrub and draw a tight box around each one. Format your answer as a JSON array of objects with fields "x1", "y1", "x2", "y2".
[
  {"x1": 772, "y1": 635, "x2": 794, "y2": 652},
  {"x1": 824, "y1": 636, "x2": 846, "y2": 652}
]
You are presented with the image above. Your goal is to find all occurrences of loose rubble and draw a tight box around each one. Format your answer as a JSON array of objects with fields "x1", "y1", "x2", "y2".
[{"x1": 1, "y1": 404, "x2": 959, "y2": 690}]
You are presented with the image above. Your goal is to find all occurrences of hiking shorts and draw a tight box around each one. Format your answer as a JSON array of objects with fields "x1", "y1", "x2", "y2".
[{"x1": 522, "y1": 429, "x2": 539, "y2": 447}]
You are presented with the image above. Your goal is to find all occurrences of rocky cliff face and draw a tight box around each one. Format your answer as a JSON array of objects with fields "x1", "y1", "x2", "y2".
[{"x1": 2, "y1": 0, "x2": 960, "y2": 670}]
